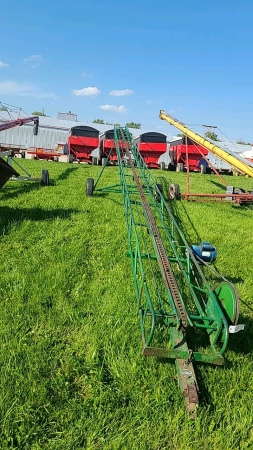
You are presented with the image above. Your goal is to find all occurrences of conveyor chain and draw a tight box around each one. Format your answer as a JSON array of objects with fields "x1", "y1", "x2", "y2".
[{"x1": 117, "y1": 128, "x2": 188, "y2": 328}]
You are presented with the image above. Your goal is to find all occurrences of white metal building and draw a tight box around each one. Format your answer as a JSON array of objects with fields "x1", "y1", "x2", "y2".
[{"x1": 0, "y1": 112, "x2": 172, "y2": 152}]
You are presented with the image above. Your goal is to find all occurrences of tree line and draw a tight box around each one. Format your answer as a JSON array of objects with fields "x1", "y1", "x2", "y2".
[{"x1": 93, "y1": 119, "x2": 141, "y2": 129}]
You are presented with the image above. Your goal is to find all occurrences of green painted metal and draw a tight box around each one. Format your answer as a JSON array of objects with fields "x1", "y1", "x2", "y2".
[
  {"x1": 214, "y1": 281, "x2": 239, "y2": 330},
  {"x1": 1, "y1": 154, "x2": 41, "y2": 183},
  {"x1": 92, "y1": 125, "x2": 242, "y2": 412}
]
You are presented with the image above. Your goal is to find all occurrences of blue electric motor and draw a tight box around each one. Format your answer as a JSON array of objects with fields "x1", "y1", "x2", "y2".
[{"x1": 191, "y1": 241, "x2": 217, "y2": 264}]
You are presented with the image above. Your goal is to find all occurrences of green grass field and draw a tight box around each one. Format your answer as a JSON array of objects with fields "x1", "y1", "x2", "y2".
[{"x1": 1, "y1": 160, "x2": 253, "y2": 450}]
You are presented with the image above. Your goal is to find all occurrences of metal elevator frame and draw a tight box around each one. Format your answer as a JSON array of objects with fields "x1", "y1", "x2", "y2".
[{"x1": 89, "y1": 125, "x2": 242, "y2": 413}]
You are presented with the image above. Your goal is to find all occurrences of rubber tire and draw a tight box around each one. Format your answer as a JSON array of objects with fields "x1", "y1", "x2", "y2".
[
  {"x1": 41, "y1": 170, "x2": 49, "y2": 186},
  {"x1": 160, "y1": 162, "x2": 165, "y2": 170},
  {"x1": 200, "y1": 164, "x2": 206, "y2": 174},
  {"x1": 176, "y1": 163, "x2": 184, "y2": 172},
  {"x1": 92, "y1": 157, "x2": 98, "y2": 165},
  {"x1": 168, "y1": 163, "x2": 176, "y2": 171},
  {"x1": 86, "y1": 178, "x2": 94, "y2": 196},
  {"x1": 67, "y1": 154, "x2": 73, "y2": 163},
  {"x1": 20, "y1": 151, "x2": 25, "y2": 159},
  {"x1": 53, "y1": 156, "x2": 59, "y2": 162},
  {"x1": 169, "y1": 183, "x2": 180, "y2": 200},
  {"x1": 234, "y1": 187, "x2": 245, "y2": 194}
]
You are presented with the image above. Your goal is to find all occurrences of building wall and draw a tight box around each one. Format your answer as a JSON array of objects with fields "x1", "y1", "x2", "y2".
[
  {"x1": 0, "y1": 114, "x2": 172, "y2": 162},
  {"x1": 0, "y1": 123, "x2": 69, "y2": 149}
]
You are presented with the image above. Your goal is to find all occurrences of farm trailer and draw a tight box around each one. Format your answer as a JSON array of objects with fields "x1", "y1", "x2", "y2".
[
  {"x1": 67, "y1": 125, "x2": 99, "y2": 163},
  {"x1": 99, "y1": 128, "x2": 130, "y2": 166},
  {"x1": 169, "y1": 136, "x2": 209, "y2": 173},
  {"x1": 133, "y1": 131, "x2": 167, "y2": 169}
]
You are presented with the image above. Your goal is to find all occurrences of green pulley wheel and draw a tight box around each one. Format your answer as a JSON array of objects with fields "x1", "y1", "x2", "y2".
[{"x1": 214, "y1": 281, "x2": 239, "y2": 325}]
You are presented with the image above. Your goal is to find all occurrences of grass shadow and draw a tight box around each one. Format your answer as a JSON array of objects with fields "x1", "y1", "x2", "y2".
[
  {"x1": 0, "y1": 181, "x2": 42, "y2": 200},
  {"x1": 94, "y1": 192, "x2": 109, "y2": 198},
  {"x1": 222, "y1": 313, "x2": 253, "y2": 360},
  {"x1": 222, "y1": 276, "x2": 244, "y2": 284},
  {"x1": 231, "y1": 203, "x2": 253, "y2": 211},
  {"x1": 93, "y1": 190, "x2": 123, "y2": 206},
  {"x1": 0, "y1": 206, "x2": 79, "y2": 233},
  {"x1": 57, "y1": 166, "x2": 79, "y2": 181},
  {"x1": 210, "y1": 180, "x2": 227, "y2": 191},
  {"x1": 195, "y1": 311, "x2": 253, "y2": 408}
]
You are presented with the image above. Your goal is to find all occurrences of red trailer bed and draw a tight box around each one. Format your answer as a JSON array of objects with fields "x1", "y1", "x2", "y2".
[
  {"x1": 68, "y1": 126, "x2": 99, "y2": 163},
  {"x1": 133, "y1": 132, "x2": 167, "y2": 168}
]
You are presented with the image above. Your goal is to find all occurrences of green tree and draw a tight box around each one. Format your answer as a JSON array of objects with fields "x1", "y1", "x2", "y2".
[
  {"x1": 0, "y1": 106, "x2": 7, "y2": 111},
  {"x1": 236, "y1": 139, "x2": 251, "y2": 145},
  {"x1": 204, "y1": 130, "x2": 220, "y2": 141},
  {"x1": 93, "y1": 119, "x2": 105, "y2": 124},
  {"x1": 106, "y1": 122, "x2": 121, "y2": 127},
  {"x1": 126, "y1": 122, "x2": 141, "y2": 129},
  {"x1": 31, "y1": 110, "x2": 46, "y2": 116}
]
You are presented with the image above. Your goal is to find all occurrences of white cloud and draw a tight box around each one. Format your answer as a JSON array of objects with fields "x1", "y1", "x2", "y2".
[
  {"x1": 24, "y1": 54, "x2": 44, "y2": 67},
  {"x1": 0, "y1": 81, "x2": 35, "y2": 95},
  {"x1": 73, "y1": 86, "x2": 101, "y2": 97},
  {"x1": 109, "y1": 89, "x2": 133, "y2": 97},
  {"x1": 0, "y1": 61, "x2": 9, "y2": 68},
  {"x1": 146, "y1": 100, "x2": 152, "y2": 104},
  {"x1": 24, "y1": 54, "x2": 43, "y2": 62},
  {"x1": 99, "y1": 104, "x2": 128, "y2": 113},
  {"x1": 0, "y1": 80, "x2": 58, "y2": 99}
]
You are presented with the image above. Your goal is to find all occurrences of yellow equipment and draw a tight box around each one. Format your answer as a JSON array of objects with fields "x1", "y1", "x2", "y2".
[{"x1": 159, "y1": 110, "x2": 253, "y2": 178}]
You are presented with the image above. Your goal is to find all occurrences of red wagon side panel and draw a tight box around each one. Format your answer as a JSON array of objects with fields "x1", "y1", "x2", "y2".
[
  {"x1": 100, "y1": 129, "x2": 130, "y2": 164},
  {"x1": 68, "y1": 126, "x2": 99, "y2": 163},
  {"x1": 134, "y1": 132, "x2": 167, "y2": 168},
  {"x1": 170, "y1": 144, "x2": 208, "y2": 171}
]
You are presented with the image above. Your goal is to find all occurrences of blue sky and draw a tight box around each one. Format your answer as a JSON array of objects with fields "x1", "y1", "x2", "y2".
[{"x1": 1, "y1": 0, "x2": 253, "y2": 141}]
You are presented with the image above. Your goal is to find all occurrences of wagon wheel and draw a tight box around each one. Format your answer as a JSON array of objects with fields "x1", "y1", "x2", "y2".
[
  {"x1": 200, "y1": 164, "x2": 206, "y2": 174},
  {"x1": 169, "y1": 183, "x2": 180, "y2": 200},
  {"x1": 214, "y1": 281, "x2": 239, "y2": 326},
  {"x1": 86, "y1": 178, "x2": 94, "y2": 196},
  {"x1": 234, "y1": 187, "x2": 245, "y2": 194},
  {"x1": 41, "y1": 170, "x2": 50, "y2": 186}
]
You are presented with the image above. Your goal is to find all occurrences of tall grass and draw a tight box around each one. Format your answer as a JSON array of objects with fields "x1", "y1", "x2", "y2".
[{"x1": 0, "y1": 160, "x2": 253, "y2": 449}]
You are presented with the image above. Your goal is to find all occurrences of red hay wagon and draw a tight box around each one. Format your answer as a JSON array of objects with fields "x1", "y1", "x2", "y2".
[
  {"x1": 68, "y1": 126, "x2": 99, "y2": 163},
  {"x1": 133, "y1": 132, "x2": 167, "y2": 168},
  {"x1": 169, "y1": 137, "x2": 208, "y2": 172}
]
